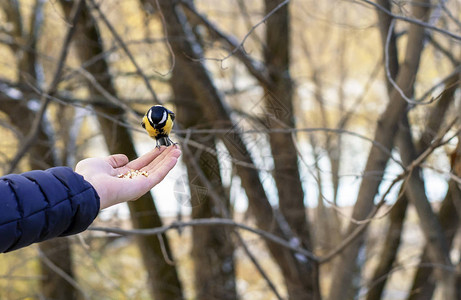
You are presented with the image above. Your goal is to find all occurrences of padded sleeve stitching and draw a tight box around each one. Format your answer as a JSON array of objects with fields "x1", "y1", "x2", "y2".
[
  {"x1": 23, "y1": 175, "x2": 51, "y2": 238},
  {"x1": 0, "y1": 186, "x2": 94, "y2": 227},
  {"x1": 1, "y1": 178, "x2": 23, "y2": 248},
  {"x1": 50, "y1": 171, "x2": 100, "y2": 236},
  {"x1": 50, "y1": 172, "x2": 77, "y2": 227},
  {"x1": 3, "y1": 178, "x2": 24, "y2": 218},
  {"x1": 50, "y1": 172, "x2": 73, "y2": 199}
]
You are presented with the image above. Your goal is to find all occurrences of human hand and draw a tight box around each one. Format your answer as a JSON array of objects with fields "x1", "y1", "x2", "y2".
[{"x1": 75, "y1": 146, "x2": 181, "y2": 210}]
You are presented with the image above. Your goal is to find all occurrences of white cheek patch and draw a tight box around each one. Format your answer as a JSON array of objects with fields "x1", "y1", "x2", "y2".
[
  {"x1": 159, "y1": 111, "x2": 167, "y2": 124},
  {"x1": 148, "y1": 109, "x2": 153, "y2": 124}
]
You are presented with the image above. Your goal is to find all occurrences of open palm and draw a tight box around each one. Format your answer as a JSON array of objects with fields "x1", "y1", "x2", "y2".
[{"x1": 75, "y1": 146, "x2": 181, "y2": 209}]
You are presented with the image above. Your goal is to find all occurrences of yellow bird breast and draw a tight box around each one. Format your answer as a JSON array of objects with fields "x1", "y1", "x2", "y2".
[
  {"x1": 142, "y1": 114, "x2": 173, "y2": 139},
  {"x1": 162, "y1": 116, "x2": 173, "y2": 135}
]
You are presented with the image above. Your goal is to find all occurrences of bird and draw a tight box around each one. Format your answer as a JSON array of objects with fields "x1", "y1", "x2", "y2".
[{"x1": 141, "y1": 105, "x2": 177, "y2": 148}]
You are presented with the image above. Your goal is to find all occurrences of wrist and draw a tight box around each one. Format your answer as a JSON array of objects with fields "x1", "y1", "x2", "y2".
[{"x1": 78, "y1": 172, "x2": 110, "y2": 210}]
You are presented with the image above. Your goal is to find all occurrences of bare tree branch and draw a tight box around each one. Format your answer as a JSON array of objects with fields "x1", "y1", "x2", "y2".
[
  {"x1": 357, "y1": 0, "x2": 461, "y2": 40},
  {"x1": 176, "y1": 127, "x2": 404, "y2": 167},
  {"x1": 87, "y1": 0, "x2": 161, "y2": 104},
  {"x1": 180, "y1": 0, "x2": 272, "y2": 88},
  {"x1": 38, "y1": 248, "x2": 90, "y2": 300},
  {"x1": 180, "y1": 141, "x2": 285, "y2": 299},
  {"x1": 153, "y1": 0, "x2": 175, "y2": 76},
  {"x1": 90, "y1": 218, "x2": 319, "y2": 262},
  {"x1": 181, "y1": 0, "x2": 290, "y2": 63},
  {"x1": 234, "y1": 231, "x2": 284, "y2": 300},
  {"x1": 321, "y1": 117, "x2": 458, "y2": 263},
  {"x1": 7, "y1": 0, "x2": 85, "y2": 173}
]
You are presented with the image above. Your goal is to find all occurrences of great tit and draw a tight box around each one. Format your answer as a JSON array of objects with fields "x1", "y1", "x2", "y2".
[{"x1": 141, "y1": 105, "x2": 176, "y2": 148}]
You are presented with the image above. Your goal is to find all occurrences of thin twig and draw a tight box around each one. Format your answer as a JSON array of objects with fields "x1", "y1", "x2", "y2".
[
  {"x1": 180, "y1": 0, "x2": 289, "y2": 64},
  {"x1": 177, "y1": 127, "x2": 404, "y2": 168},
  {"x1": 234, "y1": 231, "x2": 284, "y2": 300},
  {"x1": 153, "y1": 0, "x2": 175, "y2": 76},
  {"x1": 157, "y1": 234, "x2": 175, "y2": 265},
  {"x1": 76, "y1": 235, "x2": 127, "y2": 297},
  {"x1": 9, "y1": 78, "x2": 410, "y2": 178},
  {"x1": 89, "y1": 218, "x2": 319, "y2": 262},
  {"x1": 38, "y1": 249, "x2": 90, "y2": 300},
  {"x1": 221, "y1": 0, "x2": 290, "y2": 60},
  {"x1": 422, "y1": 163, "x2": 461, "y2": 186},
  {"x1": 357, "y1": 0, "x2": 461, "y2": 41},
  {"x1": 88, "y1": 0, "x2": 161, "y2": 104},
  {"x1": 438, "y1": 0, "x2": 461, "y2": 30},
  {"x1": 384, "y1": 19, "x2": 427, "y2": 106},
  {"x1": 60, "y1": 37, "x2": 170, "y2": 82},
  {"x1": 7, "y1": 0, "x2": 85, "y2": 173},
  {"x1": 319, "y1": 173, "x2": 407, "y2": 264},
  {"x1": 360, "y1": 260, "x2": 457, "y2": 298},
  {"x1": 319, "y1": 117, "x2": 459, "y2": 263},
  {"x1": 181, "y1": 142, "x2": 285, "y2": 298},
  {"x1": 181, "y1": 0, "x2": 271, "y2": 88},
  {"x1": 235, "y1": 0, "x2": 264, "y2": 45},
  {"x1": 407, "y1": 117, "x2": 459, "y2": 170},
  {"x1": 336, "y1": 56, "x2": 382, "y2": 129},
  {"x1": 48, "y1": 0, "x2": 72, "y2": 26},
  {"x1": 415, "y1": 66, "x2": 461, "y2": 103}
]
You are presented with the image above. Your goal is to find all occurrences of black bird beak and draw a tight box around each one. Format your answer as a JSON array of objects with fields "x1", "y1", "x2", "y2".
[{"x1": 141, "y1": 121, "x2": 145, "y2": 129}]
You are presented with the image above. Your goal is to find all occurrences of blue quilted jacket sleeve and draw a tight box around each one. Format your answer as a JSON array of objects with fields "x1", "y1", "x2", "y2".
[{"x1": 0, "y1": 167, "x2": 100, "y2": 252}]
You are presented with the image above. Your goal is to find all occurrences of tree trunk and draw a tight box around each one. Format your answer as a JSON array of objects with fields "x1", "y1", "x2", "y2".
[
  {"x1": 398, "y1": 115, "x2": 454, "y2": 299},
  {"x1": 407, "y1": 180, "x2": 460, "y2": 300},
  {"x1": 171, "y1": 61, "x2": 237, "y2": 300},
  {"x1": 263, "y1": 0, "x2": 312, "y2": 250},
  {"x1": 366, "y1": 71, "x2": 457, "y2": 300},
  {"x1": 0, "y1": 1, "x2": 79, "y2": 298},
  {"x1": 366, "y1": 6, "x2": 460, "y2": 298},
  {"x1": 154, "y1": 1, "x2": 320, "y2": 299},
  {"x1": 0, "y1": 96, "x2": 79, "y2": 300},
  {"x1": 365, "y1": 195, "x2": 408, "y2": 300},
  {"x1": 188, "y1": 151, "x2": 237, "y2": 300},
  {"x1": 328, "y1": 1, "x2": 431, "y2": 299},
  {"x1": 376, "y1": 0, "x2": 399, "y2": 88},
  {"x1": 408, "y1": 131, "x2": 461, "y2": 300},
  {"x1": 60, "y1": 1, "x2": 184, "y2": 299}
]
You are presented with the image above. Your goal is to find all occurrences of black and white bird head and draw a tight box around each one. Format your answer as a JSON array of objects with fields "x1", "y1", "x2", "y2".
[{"x1": 143, "y1": 105, "x2": 175, "y2": 129}]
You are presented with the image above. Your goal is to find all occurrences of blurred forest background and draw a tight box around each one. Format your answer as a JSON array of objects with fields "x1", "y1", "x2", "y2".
[{"x1": 0, "y1": 0, "x2": 460, "y2": 299}]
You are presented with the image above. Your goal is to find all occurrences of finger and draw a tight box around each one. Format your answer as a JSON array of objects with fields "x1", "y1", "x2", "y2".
[
  {"x1": 146, "y1": 154, "x2": 180, "y2": 186},
  {"x1": 137, "y1": 146, "x2": 176, "y2": 171},
  {"x1": 126, "y1": 146, "x2": 168, "y2": 170},
  {"x1": 117, "y1": 150, "x2": 180, "y2": 202},
  {"x1": 118, "y1": 155, "x2": 178, "y2": 199},
  {"x1": 104, "y1": 154, "x2": 129, "y2": 168},
  {"x1": 142, "y1": 147, "x2": 181, "y2": 173}
]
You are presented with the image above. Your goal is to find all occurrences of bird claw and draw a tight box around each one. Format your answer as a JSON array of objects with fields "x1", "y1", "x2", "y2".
[
  {"x1": 154, "y1": 137, "x2": 177, "y2": 149},
  {"x1": 167, "y1": 137, "x2": 179, "y2": 148}
]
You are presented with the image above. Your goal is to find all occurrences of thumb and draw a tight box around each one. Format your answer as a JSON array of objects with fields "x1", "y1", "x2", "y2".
[{"x1": 104, "y1": 154, "x2": 129, "y2": 168}]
